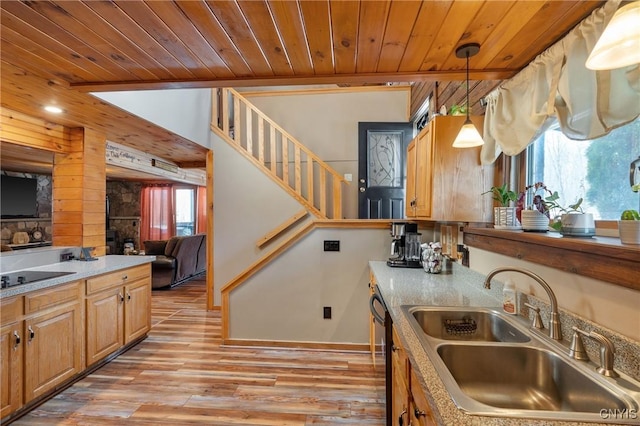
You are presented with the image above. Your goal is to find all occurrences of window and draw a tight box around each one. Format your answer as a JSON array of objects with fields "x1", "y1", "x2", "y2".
[
  {"x1": 175, "y1": 187, "x2": 195, "y2": 236},
  {"x1": 526, "y1": 118, "x2": 640, "y2": 220}
]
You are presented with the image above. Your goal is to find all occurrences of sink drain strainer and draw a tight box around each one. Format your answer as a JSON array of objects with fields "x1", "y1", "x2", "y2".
[{"x1": 444, "y1": 317, "x2": 477, "y2": 335}]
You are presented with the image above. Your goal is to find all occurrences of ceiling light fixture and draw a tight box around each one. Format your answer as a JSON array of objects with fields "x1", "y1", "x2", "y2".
[
  {"x1": 586, "y1": 1, "x2": 640, "y2": 70},
  {"x1": 44, "y1": 105, "x2": 63, "y2": 114},
  {"x1": 452, "y1": 43, "x2": 484, "y2": 148}
]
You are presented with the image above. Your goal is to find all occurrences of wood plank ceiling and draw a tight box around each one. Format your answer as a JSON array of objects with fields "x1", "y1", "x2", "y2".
[{"x1": 0, "y1": 0, "x2": 604, "y2": 175}]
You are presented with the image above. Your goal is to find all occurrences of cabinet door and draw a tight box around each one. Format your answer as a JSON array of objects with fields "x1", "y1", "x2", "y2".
[
  {"x1": 405, "y1": 138, "x2": 417, "y2": 218},
  {"x1": 124, "y1": 278, "x2": 151, "y2": 344},
  {"x1": 1, "y1": 322, "x2": 23, "y2": 418},
  {"x1": 391, "y1": 326, "x2": 410, "y2": 426},
  {"x1": 86, "y1": 287, "x2": 124, "y2": 366},
  {"x1": 414, "y1": 126, "x2": 433, "y2": 218},
  {"x1": 410, "y1": 369, "x2": 437, "y2": 426},
  {"x1": 24, "y1": 303, "x2": 82, "y2": 401}
]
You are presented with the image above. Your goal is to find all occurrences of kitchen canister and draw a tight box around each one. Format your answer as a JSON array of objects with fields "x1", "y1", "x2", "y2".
[{"x1": 421, "y1": 242, "x2": 443, "y2": 273}]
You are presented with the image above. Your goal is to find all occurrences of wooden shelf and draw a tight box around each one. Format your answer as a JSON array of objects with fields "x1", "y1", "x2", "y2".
[{"x1": 463, "y1": 227, "x2": 639, "y2": 291}]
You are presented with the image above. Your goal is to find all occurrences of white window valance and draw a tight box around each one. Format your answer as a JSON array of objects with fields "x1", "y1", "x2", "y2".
[{"x1": 481, "y1": 0, "x2": 640, "y2": 165}]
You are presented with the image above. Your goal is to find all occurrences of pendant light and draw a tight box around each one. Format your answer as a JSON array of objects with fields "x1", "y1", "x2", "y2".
[
  {"x1": 452, "y1": 43, "x2": 484, "y2": 148},
  {"x1": 586, "y1": 1, "x2": 640, "y2": 70}
]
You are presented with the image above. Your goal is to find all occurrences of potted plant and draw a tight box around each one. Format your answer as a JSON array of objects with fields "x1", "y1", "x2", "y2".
[
  {"x1": 619, "y1": 209, "x2": 640, "y2": 244},
  {"x1": 516, "y1": 182, "x2": 552, "y2": 232},
  {"x1": 483, "y1": 184, "x2": 519, "y2": 228},
  {"x1": 541, "y1": 191, "x2": 595, "y2": 237},
  {"x1": 449, "y1": 103, "x2": 468, "y2": 116}
]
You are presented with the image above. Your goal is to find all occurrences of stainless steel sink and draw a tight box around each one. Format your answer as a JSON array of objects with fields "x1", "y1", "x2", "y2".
[
  {"x1": 402, "y1": 305, "x2": 640, "y2": 423},
  {"x1": 410, "y1": 307, "x2": 530, "y2": 342},
  {"x1": 438, "y1": 344, "x2": 628, "y2": 412}
]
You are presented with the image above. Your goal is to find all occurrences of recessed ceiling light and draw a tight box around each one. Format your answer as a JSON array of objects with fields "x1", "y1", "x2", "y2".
[{"x1": 44, "y1": 105, "x2": 63, "y2": 114}]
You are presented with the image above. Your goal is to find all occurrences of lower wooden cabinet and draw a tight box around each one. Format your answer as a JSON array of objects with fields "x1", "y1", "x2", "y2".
[
  {"x1": 24, "y1": 300, "x2": 83, "y2": 401},
  {"x1": 86, "y1": 264, "x2": 151, "y2": 366},
  {"x1": 1, "y1": 263, "x2": 151, "y2": 421},
  {"x1": 392, "y1": 324, "x2": 436, "y2": 426},
  {"x1": 1, "y1": 317, "x2": 23, "y2": 418}
]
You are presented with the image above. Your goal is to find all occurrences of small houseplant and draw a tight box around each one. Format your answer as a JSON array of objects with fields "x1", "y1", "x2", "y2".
[
  {"x1": 541, "y1": 191, "x2": 594, "y2": 237},
  {"x1": 619, "y1": 209, "x2": 640, "y2": 244},
  {"x1": 516, "y1": 182, "x2": 552, "y2": 231},
  {"x1": 483, "y1": 184, "x2": 519, "y2": 227}
]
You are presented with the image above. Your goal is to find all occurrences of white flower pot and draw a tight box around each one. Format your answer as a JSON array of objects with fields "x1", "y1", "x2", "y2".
[
  {"x1": 619, "y1": 220, "x2": 640, "y2": 245},
  {"x1": 521, "y1": 210, "x2": 548, "y2": 232},
  {"x1": 494, "y1": 207, "x2": 519, "y2": 228},
  {"x1": 560, "y1": 213, "x2": 595, "y2": 238}
]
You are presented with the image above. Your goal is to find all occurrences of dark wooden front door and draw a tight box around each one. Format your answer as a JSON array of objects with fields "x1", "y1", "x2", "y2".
[{"x1": 358, "y1": 122, "x2": 413, "y2": 219}]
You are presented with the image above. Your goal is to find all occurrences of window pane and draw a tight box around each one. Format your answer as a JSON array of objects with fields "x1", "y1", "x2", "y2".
[
  {"x1": 175, "y1": 188, "x2": 195, "y2": 235},
  {"x1": 528, "y1": 119, "x2": 640, "y2": 220},
  {"x1": 367, "y1": 131, "x2": 402, "y2": 187}
]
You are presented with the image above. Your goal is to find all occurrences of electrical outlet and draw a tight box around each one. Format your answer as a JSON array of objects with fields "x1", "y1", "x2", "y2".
[
  {"x1": 323, "y1": 306, "x2": 332, "y2": 319},
  {"x1": 323, "y1": 240, "x2": 340, "y2": 251}
]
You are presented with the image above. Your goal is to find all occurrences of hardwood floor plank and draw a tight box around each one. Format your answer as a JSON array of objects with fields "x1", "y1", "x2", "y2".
[{"x1": 13, "y1": 277, "x2": 384, "y2": 425}]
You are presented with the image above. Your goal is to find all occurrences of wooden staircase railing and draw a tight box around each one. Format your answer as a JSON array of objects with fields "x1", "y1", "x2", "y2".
[{"x1": 211, "y1": 88, "x2": 347, "y2": 219}]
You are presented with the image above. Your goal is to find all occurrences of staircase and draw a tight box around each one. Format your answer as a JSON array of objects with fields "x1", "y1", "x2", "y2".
[{"x1": 210, "y1": 88, "x2": 347, "y2": 219}]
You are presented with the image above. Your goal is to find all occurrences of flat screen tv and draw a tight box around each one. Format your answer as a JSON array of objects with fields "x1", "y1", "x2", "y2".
[{"x1": 1, "y1": 175, "x2": 38, "y2": 219}]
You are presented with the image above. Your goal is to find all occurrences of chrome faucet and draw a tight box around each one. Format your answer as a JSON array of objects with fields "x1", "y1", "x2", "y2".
[
  {"x1": 483, "y1": 267, "x2": 562, "y2": 341},
  {"x1": 571, "y1": 326, "x2": 619, "y2": 378}
]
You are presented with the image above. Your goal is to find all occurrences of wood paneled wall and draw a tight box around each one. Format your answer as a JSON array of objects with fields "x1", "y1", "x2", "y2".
[
  {"x1": 51, "y1": 129, "x2": 107, "y2": 255},
  {"x1": 0, "y1": 109, "x2": 72, "y2": 153}
]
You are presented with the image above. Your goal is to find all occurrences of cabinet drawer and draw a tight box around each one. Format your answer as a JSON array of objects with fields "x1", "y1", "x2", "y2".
[
  {"x1": 24, "y1": 282, "x2": 81, "y2": 315},
  {"x1": 1, "y1": 296, "x2": 23, "y2": 324},
  {"x1": 86, "y1": 264, "x2": 150, "y2": 295}
]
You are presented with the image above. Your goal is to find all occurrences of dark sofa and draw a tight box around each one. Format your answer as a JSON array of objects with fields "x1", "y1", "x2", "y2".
[{"x1": 143, "y1": 234, "x2": 206, "y2": 289}]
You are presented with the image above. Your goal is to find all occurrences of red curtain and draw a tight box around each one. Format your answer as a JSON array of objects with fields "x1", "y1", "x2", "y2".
[
  {"x1": 140, "y1": 184, "x2": 175, "y2": 245},
  {"x1": 196, "y1": 186, "x2": 207, "y2": 234}
]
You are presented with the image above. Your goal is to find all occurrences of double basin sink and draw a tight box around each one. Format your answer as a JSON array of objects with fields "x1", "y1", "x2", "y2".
[{"x1": 403, "y1": 306, "x2": 640, "y2": 423}]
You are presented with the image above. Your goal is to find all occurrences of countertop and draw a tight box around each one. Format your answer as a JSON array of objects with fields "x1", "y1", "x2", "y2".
[
  {"x1": 369, "y1": 260, "x2": 630, "y2": 426},
  {"x1": 0, "y1": 255, "x2": 155, "y2": 298}
]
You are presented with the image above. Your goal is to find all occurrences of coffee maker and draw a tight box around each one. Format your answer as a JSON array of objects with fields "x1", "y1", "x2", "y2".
[{"x1": 387, "y1": 222, "x2": 422, "y2": 268}]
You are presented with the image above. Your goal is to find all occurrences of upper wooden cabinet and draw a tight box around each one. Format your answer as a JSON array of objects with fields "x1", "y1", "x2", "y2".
[{"x1": 406, "y1": 116, "x2": 493, "y2": 222}]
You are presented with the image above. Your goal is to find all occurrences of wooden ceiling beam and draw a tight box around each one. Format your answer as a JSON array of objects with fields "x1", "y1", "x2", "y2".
[{"x1": 70, "y1": 69, "x2": 518, "y2": 92}]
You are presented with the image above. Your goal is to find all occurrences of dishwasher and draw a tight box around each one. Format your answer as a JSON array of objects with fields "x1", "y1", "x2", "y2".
[{"x1": 369, "y1": 283, "x2": 393, "y2": 426}]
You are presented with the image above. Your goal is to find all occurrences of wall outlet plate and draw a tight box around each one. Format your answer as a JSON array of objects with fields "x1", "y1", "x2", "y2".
[{"x1": 323, "y1": 240, "x2": 340, "y2": 251}]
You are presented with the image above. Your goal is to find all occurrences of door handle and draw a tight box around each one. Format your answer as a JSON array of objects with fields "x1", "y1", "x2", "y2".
[
  {"x1": 369, "y1": 292, "x2": 385, "y2": 325},
  {"x1": 359, "y1": 178, "x2": 365, "y2": 183},
  {"x1": 359, "y1": 187, "x2": 365, "y2": 192}
]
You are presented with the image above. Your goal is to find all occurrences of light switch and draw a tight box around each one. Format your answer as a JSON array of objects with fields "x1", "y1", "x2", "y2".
[{"x1": 344, "y1": 173, "x2": 353, "y2": 182}]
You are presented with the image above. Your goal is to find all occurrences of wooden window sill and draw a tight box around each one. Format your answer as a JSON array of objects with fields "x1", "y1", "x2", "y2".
[{"x1": 463, "y1": 227, "x2": 639, "y2": 292}]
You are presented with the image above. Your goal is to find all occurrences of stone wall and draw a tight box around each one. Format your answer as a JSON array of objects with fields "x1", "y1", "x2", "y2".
[{"x1": 106, "y1": 181, "x2": 142, "y2": 253}]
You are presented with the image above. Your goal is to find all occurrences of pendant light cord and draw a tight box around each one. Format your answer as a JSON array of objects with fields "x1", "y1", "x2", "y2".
[{"x1": 465, "y1": 51, "x2": 470, "y2": 121}]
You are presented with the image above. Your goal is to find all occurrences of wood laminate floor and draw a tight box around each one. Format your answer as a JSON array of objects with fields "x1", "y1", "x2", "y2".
[{"x1": 13, "y1": 277, "x2": 385, "y2": 425}]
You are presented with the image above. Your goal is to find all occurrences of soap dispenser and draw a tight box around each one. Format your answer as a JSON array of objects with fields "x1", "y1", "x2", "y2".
[{"x1": 503, "y1": 280, "x2": 517, "y2": 314}]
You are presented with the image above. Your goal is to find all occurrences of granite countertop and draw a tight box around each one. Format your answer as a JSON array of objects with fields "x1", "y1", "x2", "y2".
[
  {"x1": 368, "y1": 260, "x2": 628, "y2": 426},
  {"x1": 1, "y1": 255, "x2": 155, "y2": 298}
]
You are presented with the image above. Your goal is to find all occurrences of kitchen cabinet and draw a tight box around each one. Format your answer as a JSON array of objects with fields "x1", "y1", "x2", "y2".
[
  {"x1": 392, "y1": 325, "x2": 436, "y2": 426},
  {"x1": 1, "y1": 297, "x2": 23, "y2": 418},
  {"x1": 85, "y1": 264, "x2": 151, "y2": 366},
  {"x1": 405, "y1": 115, "x2": 493, "y2": 222},
  {"x1": 1, "y1": 282, "x2": 84, "y2": 410}
]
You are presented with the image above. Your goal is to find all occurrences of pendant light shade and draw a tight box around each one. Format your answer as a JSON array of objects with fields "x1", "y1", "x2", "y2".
[
  {"x1": 452, "y1": 118, "x2": 485, "y2": 148},
  {"x1": 452, "y1": 43, "x2": 484, "y2": 148},
  {"x1": 586, "y1": 1, "x2": 640, "y2": 70}
]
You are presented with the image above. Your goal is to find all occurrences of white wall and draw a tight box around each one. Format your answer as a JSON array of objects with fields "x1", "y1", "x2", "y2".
[
  {"x1": 93, "y1": 89, "x2": 211, "y2": 148},
  {"x1": 212, "y1": 135, "x2": 303, "y2": 306},
  {"x1": 230, "y1": 227, "x2": 389, "y2": 343},
  {"x1": 247, "y1": 89, "x2": 410, "y2": 219},
  {"x1": 469, "y1": 247, "x2": 640, "y2": 341}
]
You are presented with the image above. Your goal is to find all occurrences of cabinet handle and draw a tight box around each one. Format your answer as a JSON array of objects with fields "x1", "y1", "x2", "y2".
[
  {"x1": 28, "y1": 326, "x2": 35, "y2": 342},
  {"x1": 398, "y1": 408, "x2": 407, "y2": 426},
  {"x1": 119, "y1": 292, "x2": 124, "y2": 303},
  {"x1": 414, "y1": 408, "x2": 426, "y2": 418},
  {"x1": 127, "y1": 291, "x2": 131, "y2": 301},
  {"x1": 13, "y1": 331, "x2": 20, "y2": 348},
  {"x1": 122, "y1": 275, "x2": 128, "y2": 281}
]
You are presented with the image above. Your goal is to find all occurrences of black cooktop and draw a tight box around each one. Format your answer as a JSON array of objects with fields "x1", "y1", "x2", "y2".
[{"x1": 1, "y1": 270, "x2": 75, "y2": 289}]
